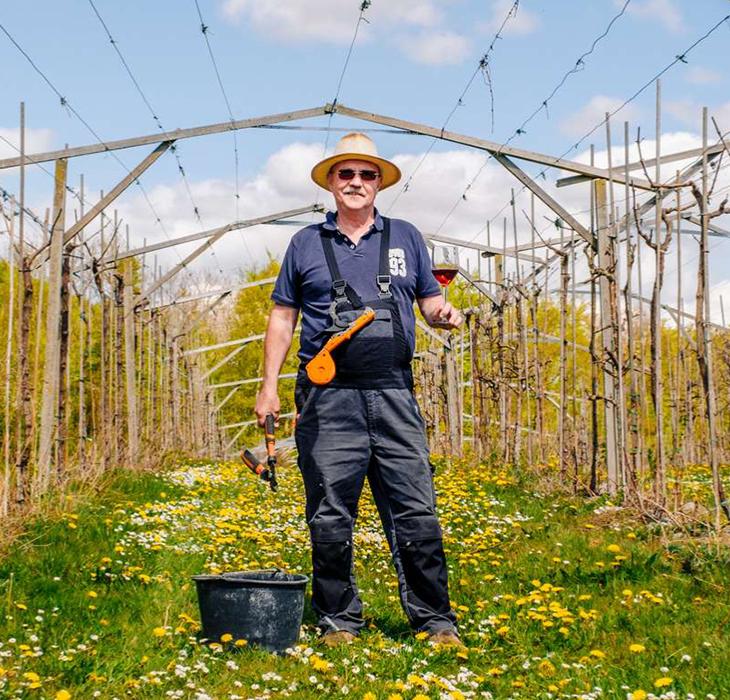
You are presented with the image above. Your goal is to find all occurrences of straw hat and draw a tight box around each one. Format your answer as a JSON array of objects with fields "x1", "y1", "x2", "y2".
[{"x1": 311, "y1": 132, "x2": 401, "y2": 190}]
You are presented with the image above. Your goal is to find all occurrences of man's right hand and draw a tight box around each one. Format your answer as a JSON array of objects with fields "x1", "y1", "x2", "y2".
[{"x1": 255, "y1": 386, "x2": 280, "y2": 427}]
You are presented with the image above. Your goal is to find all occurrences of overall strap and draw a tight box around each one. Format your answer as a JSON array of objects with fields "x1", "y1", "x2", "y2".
[
  {"x1": 319, "y1": 226, "x2": 364, "y2": 309},
  {"x1": 377, "y1": 216, "x2": 392, "y2": 299}
]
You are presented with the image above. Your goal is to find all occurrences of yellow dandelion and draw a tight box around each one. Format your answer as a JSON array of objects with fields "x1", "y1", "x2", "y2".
[
  {"x1": 234, "y1": 639, "x2": 247, "y2": 647},
  {"x1": 152, "y1": 627, "x2": 166, "y2": 637},
  {"x1": 408, "y1": 674, "x2": 429, "y2": 688},
  {"x1": 630, "y1": 691, "x2": 647, "y2": 700},
  {"x1": 309, "y1": 655, "x2": 331, "y2": 672},
  {"x1": 220, "y1": 633, "x2": 233, "y2": 643},
  {"x1": 362, "y1": 693, "x2": 376, "y2": 700},
  {"x1": 414, "y1": 631, "x2": 429, "y2": 641},
  {"x1": 412, "y1": 695, "x2": 430, "y2": 700},
  {"x1": 23, "y1": 672, "x2": 40, "y2": 682},
  {"x1": 629, "y1": 643, "x2": 646, "y2": 653},
  {"x1": 606, "y1": 544, "x2": 621, "y2": 553},
  {"x1": 537, "y1": 659, "x2": 556, "y2": 677},
  {"x1": 86, "y1": 591, "x2": 98, "y2": 598},
  {"x1": 589, "y1": 649, "x2": 605, "y2": 658},
  {"x1": 654, "y1": 677, "x2": 673, "y2": 688},
  {"x1": 55, "y1": 691, "x2": 72, "y2": 700},
  {"x1": 387, "y1": 695, "x2": 403, "y2": 700}
]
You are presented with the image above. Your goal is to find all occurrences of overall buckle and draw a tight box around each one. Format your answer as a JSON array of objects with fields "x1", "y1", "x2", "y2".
[
  {"x1": 332, "y1": 279, "x2": 348, "y2": 300},
  {"x1": 377, "y1": 274, "x2": 392, "y2": 298}
]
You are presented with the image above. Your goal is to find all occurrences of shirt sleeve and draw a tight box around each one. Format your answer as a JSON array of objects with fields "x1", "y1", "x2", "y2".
[
  {"x1": 413, "y1": 226, "x2": 442, "y2": 298},
  {"x1": 271, "y1": 239, "x2": 301, "y2": 308}
]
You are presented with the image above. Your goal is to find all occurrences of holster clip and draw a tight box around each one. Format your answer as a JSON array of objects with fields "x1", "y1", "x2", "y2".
[{"x1": 327, "y1": 300, "x2": 350, "y2": 330}]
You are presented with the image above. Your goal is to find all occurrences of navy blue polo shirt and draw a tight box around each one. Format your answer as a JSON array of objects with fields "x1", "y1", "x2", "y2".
[{"x1": 272, "y1": 209, "x2": 441, "y2": 364}]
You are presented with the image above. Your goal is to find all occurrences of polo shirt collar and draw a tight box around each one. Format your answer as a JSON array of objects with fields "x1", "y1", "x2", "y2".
[{"x1": 322, "y1": 209, "x2": 384, "y2": 234}]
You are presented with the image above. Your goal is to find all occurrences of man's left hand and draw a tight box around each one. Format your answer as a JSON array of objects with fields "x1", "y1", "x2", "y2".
[{"x1": 431, "y1": 301, "x2": 463, "y2": 330}]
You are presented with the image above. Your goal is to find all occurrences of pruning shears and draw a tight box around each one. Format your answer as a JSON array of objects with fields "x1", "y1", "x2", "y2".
[
  {"x1": 264, "y1": 413, "x2": 278, "y2": 492},
  {"x1": 239, "y1": 413, "x2": 278, "y2": 492}
]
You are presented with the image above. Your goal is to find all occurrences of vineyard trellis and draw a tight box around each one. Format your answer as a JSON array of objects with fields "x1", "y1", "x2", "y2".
[{"x1": 1, "y1": 95, "x2": 729, "y2": 529}]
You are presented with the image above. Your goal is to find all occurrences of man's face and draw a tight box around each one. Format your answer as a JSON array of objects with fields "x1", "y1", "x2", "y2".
[{"x1": 327, "y1": 158, "x2": 381, "y2": 214}]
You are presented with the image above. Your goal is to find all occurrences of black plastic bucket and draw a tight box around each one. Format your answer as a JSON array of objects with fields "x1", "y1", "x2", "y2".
[{"x1": 192, "y1": 569, "x2": 308, "y2": 652}]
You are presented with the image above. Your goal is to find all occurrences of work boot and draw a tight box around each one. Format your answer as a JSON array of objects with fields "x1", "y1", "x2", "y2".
[
  {"x1": 427, "y1": 629, "x2": 467, "y2": 650},
  {"x1": 320, "y1": 630, "x2": 356, "y2": 648}
]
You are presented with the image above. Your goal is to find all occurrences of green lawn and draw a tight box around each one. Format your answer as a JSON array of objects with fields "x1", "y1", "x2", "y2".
[{"x1": 0, "y1": 455, "x2": 728, "y2": 700}]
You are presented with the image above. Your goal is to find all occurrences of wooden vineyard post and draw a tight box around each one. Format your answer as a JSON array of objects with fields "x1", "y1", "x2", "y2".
[
  {"x1": 442, "y1": 344, "x2": 461, "y2": 457},
  {"x1": 623, "y1": 122, "x2": 640, "y2": 498},
  {"x1": 2, "y1": 209, "x2": 16, "y2": 515},
  {"x1": 123, "y1": 262, "x2": 139, "y2": 465},
  {"x1": 652, "y1": 83, "x2": 666, "y2": 507},
  {"x1": 558, "y1": 230, "x2": 569, "y2": 479},
  {"x1": 605, "y1": 113, "x2": 628, "y2": 494},
  {"x1": 693, "y1": 108, "x2": 729, "y2": 525},
  {"x1": 113, "y1": 263, "x2": 124, "y2": 466},
  {"x1": 36, "y1": 158, "x2": 67, "y2": 495},
  {"x1": 56, "y1": 235, "x2": 72, "y2": 480},
  {"x1": 469, "y1": 314, "x2": 482, "y2": 459},
  {"x1": 594, "y1": 179, "x2": 620, "y2": 495}
]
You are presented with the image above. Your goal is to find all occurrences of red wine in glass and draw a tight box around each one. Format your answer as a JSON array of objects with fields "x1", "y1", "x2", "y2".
[
  {"x1": 432, "y1": 246, "x2": 459, "y2": 287},
  {"x1": 432, "y1": 266, "x2": 459, "y2": 287}
]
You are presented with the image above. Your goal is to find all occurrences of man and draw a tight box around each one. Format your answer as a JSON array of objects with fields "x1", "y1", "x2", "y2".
[{"x1": 255, "y1": 132, "x2": 464, "y2": 648}]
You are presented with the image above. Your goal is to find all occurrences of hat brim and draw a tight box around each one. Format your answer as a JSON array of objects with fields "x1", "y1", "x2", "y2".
[{"x1": 311, "y1": 153, "x2": 401, "y2": 191}]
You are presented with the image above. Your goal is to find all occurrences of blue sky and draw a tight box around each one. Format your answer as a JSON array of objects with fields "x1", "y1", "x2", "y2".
[{"x1": 1, "y1": 0, "x2": 729, "y2": 316}]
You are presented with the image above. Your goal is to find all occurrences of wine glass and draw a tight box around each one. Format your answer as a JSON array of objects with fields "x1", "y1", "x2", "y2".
[{"x1": 432, "y1": 245, "x2": 459, "y2": 287}]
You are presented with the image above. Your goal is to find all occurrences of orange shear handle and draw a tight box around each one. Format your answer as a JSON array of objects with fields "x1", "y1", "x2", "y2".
[{"x1": 306, "y1": 308, "x2": 375, "y2": 386}]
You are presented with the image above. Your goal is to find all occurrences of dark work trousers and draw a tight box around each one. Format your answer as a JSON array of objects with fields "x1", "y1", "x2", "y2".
[{"x1": 294, "y1": 382, "x2": 457, "y2": 635}]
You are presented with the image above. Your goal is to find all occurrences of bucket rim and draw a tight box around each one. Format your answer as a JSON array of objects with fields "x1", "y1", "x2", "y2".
[{"x1": 192, "y1": 568, "x2": 309, "y2": 586}]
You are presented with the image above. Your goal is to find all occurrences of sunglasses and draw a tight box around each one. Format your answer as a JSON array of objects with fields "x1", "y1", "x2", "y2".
[{"x1": 335, "y1": 168, "x2": 380, "y2": 182}]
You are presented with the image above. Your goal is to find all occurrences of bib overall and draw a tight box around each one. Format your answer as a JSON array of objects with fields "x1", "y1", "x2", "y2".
[{"x1": 294, "y1": 218, "x2": 457, "y2": 636}]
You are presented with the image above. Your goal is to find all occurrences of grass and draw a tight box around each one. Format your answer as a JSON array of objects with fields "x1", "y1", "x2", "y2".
[{"x1": 0, "y1": 455, "x2": 728, "y2": 700}]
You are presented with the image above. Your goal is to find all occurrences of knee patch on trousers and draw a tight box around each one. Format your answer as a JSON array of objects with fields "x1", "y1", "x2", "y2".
[
  {"x1": 393, "y1": 514, "x2": 442, "y2": 545},
  {"x1": 309, "y1": 519, "x2": 353, "y2": 543}
]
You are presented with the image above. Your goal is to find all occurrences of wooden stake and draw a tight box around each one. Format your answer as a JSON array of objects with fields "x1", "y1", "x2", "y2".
[
  {"x1": 3, "y1": 211, "x2": 16, "y2": 514},
  {"x1": 123, "y1": 261, "x2": 139, "y2": 464},
  {"x1": 595, "y1": 178, "x2": 620, "y2": 494},
  {"x1": 36, "y1": 159, "x2": 67, "y2": 494}
]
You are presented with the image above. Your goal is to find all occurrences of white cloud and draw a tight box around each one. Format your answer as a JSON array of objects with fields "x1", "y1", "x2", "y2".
[
  {"x1": 710, "y1": 280, "x2": 730, "y2": 327},
  {"x1": 221, "y1": 0, "x2": 444, "y2": 43},
  {"x1": 574, "y1": 131, "x2": 702, "y2": 171},
  {"x1": 625, "y1": 0, "x2": 683, "y2": 34},
  {"x1": 482, "y1": 0, "x2": 539, "y2": 36},
  {"x1": 665, "y1": 99, "x2": 700, "y2": 128},
  {"x1": 0, "y1": 127, "x2": 54, "y2": 161},
  {"x1": 112, "y1": 135, "x2": 730, "y2": 319},
  {"x1": 560, "y1": 95, "x2": 641, "y2": 138},
  {"x1": 115, "y1": 142, "x2": 544, "y2": 286},
  {"x1": 710, "y1": 102, "x2": 730, "y2": 134},
  {"x1": 399, "y1": 30, "x2": 471, "y2": 66},
  {"x1": 684, "y1": 66, "x2": 722, "y2": 85},
  {"x1": 666, "y1": 100, "x2": 730, "y2": 133},
  {"x1": 0, "y1": 127, "x2": 56, "y2": 201}
]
